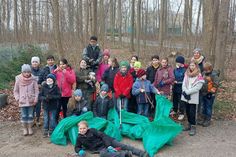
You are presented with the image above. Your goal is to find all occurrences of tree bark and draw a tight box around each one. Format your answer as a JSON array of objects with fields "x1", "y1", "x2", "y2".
[
  {"x1": 159, "y1": 0, "x2": 167, "y2": 49},
  {"x1": 214, "y1": 0, "x2": 230, "y2": 79},
  {"x1": 118, "y1": 0, "x2": 122, "y2": 47},
  {"x1": 130, "y1": 0, "x2": 135, "y2": 51},
  {"x1": 14, "y1": 0, "x2": 19, "y2": 41},
  {"x1": 137, "y1": 0, "x2": 141, "y2": 56}
]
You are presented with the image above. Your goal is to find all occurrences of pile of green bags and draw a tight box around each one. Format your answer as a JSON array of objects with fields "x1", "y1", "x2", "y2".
[{"x1": 50, "y1": 95, "x2": 182, "y2": 157}]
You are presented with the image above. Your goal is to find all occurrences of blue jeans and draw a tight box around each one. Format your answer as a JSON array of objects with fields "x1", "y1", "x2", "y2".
[
  {"x1": 33, "y1": 100, "x2": 41, "y2": 119},
  {"x1": 137, "y1": 103, "x2": 149, "y2": 116},
  {"x1": 43, "y1": 109, "x2": 57, "y2": 131},
  {"x1": 20, "y1": 106, "x2": 34, "y2": 123},
  {"x1": 116, "y1": 97, "x2": 128, "y2": 112},
  {"x1": 202, "y1": 95, "x2": 215, "y2": 119}
]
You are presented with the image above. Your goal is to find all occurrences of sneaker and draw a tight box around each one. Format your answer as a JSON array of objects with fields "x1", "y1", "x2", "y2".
[
  {"x1": 202, "y1": 119, "x2": 211, "y2": 127},
  {"x1": 43, "y1": 130, "x2": 48, "y2": 138},
  {"x1": 189, "y1": 125, "x2": 196, "y2": 136},
  {"x1": 183, "y1": 124, "x2": 191, "y2": 131},
  {"x1": 178, "y1": 114, "x2": 184, "y2": 121},
  {"x1": 125, "y1": 150, "x2": 132, "y2": 157}
]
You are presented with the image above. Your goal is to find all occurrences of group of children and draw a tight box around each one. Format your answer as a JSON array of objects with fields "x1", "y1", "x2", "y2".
[{"x1": 13, "y1": 36, "x2": 220, "y2": 156}]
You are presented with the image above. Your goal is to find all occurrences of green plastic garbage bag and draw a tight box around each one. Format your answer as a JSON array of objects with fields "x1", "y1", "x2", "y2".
[{"x1": 50, "y1": 112, "x2": 93, "y2": 145}]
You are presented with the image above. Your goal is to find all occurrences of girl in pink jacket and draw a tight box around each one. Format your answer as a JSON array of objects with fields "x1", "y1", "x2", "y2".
[
  {"x1": 14, "y1": 64, "x2": 39, "y2": 136},
  {"x1": 96, "y1": 49, "x2": 110, "y2": 82},
  {"x1": 53, "y1": 58, "x2": 76, "y2": 121}
]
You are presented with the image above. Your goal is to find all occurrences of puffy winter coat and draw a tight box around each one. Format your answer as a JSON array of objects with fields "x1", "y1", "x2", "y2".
[
  {"x1": 13, "y1": 74, "x2": 39, "y2": 107},
  {"x1": 96, "y1": 63, "x2": 109, "y2": 82},
  {"x1": 76, "y1": 68, "x2": 96, "y2": 93},
  {"x1": 102, "y1": 66, "x2": 119, "y2": 92},
  {"x1": 114, "y1": 71, "x2": 133, "y2": 98},
  {"x1": 54, "y1": 67, "x2": 76, "y2": 97},
  {"x1": 70, "y1": 98, "x2": 90, "y2": 116},
  {"x1": 93, "y1": 95, "x2": 113, "y2": 119},
  {"x1": 173, "y1": 67, "x2": 186, "y2": 94},
  {"x1": 38, "y1": 65, "x2": 57, "y2": 84},
  {"x1": 146, "y1": 65, "x2": 159, "y2": 83}
]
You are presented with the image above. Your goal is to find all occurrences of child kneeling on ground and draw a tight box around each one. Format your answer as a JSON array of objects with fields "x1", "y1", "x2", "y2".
[
  {"x1": 68, "y1": 89, "x2": 90, "y2": 116},
  {"x1": 39, "y1": 74, "x2": 61, "y2": 137},
  {"x1": 75, "y1": 121, "x2": 149, "y2": 157}
]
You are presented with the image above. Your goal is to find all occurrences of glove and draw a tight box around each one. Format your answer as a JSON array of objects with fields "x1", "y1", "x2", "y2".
[
  {"x1": 182, "y1": 92, "x2": 191, "y2": 100},
  {"x1": 78, "y1": 150, "x2": 86, "y2": 157},
  {"x1": 107, "y1": 146, "x2": 117, "y2": 153},
  {"x1": 82, "y1": 107, "x2": 88, "y2": 112},
  {"x1": 158, "y1": 81, "x2": 165, "y2": 88},
  {"x1": 120, "y1": 94, "x2": 125, "y2": 98}
]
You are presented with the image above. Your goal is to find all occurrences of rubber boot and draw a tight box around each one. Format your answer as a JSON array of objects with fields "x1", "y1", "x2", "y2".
[
  {"x1": 28, "y1": 123, "x2": 33, "y2": 135},
  {"x1": 22, "y1": 123, "x2": 28, "y2": 136},
  {"x1": 189, "y1": 125, "x2": 196, "y2": 136},
  {"x1": 202, "y1": 117, "x2": 211, "y2": 127}
]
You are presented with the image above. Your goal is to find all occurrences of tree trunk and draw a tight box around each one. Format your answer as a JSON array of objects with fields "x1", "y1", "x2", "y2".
[
  {"x1": 14, "y1": 0, "x2": 19, "y2": 41},
  {"x1": 92, "y1": 0, "x2": 97, "y2": 36},
  {"x1": 99, "y1": 0, "x2": 105, "y2": 48},
  {"x1": 194, "y1": 0, "x2": 202, "y2": 48},
  {"x1": 51, "y1": 0, "x2": 64, "y2": 57},
  {"x1": 137, "y1": 0, "x2": 141, "y2": 56},
  {"x1": 214, "y1": 0, "x2": 230, "y2": 79},
  {"x1": 118, "y1": 0, "x2": 122, "y2": 47},
  {"x1": 7, "y1": 0, "x2": 11, "y2": 32},
  {"x1": 159, "y1": 0, "x2": 167, "y2": 49},
  {"x1": 130, "y1": 0, "x2": 135, "y2": 51},
  {"x1": 32, "y1": 0, "x2": 37, "y2": 39}
]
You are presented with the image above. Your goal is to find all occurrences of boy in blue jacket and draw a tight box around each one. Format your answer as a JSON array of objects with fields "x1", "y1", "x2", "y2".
[{"x1": 132, "y1": 69, "x2": 159, "y2": 117}]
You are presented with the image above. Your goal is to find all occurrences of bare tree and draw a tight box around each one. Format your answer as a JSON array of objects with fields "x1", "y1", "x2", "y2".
[
  {"x1": 159, "y1": 0, "x2": 167, "y2": 49},
  {"x1": 92, "y1": 0, "x2": 97, "y2": 36},
  {"x1": 118, "y1": 0, "x2": 122, "y2": 47},
  {"x1": 14, "y1": 0, "x2": 19, "y2": 41},
  {"x1": 130, "y1": 0, "x2": 135, "y2": 51},
  {"x1": 137, "y1": 0, "x2": 141, "y2": 56}
]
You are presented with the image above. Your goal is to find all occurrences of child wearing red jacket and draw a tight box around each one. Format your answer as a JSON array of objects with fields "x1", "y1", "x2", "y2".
[{"x1": 114, "y1": 61, "x2": 133, "y2": 112}]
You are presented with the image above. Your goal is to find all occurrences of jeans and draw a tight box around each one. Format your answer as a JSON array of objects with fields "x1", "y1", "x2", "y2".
[
  {"x1": 116, "y1": 97, "x2": 128, "y2": 112},
  {"x1": 43, "y1": 109, "x2": 57, "y2": 131},
  {"x1": 34, "y1": 100, "x2": 41, "y2": 119},
  {"x1": 172, "y1": 92, "x2": 185, "y2": 114},
  {"x1": 202, "y1": 95, "x2": 215, "y2": 119},
  {"x1": 185, "y1": 102, "x2": 197, "y2": 125},
  {"x1": 20, "y1": 106, "x2": 34, "y2": 123},
  {"x1": 56, "y1": 97, "x2": 70, "y2": 121},
  {"x1": 137, "y1": 103, "x2": 149, "y2": 116}
]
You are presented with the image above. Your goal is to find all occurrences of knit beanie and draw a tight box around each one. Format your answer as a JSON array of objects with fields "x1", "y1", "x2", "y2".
[
  {"x1": 46, "y1": 73, "x2": 56, "y2": 82},
  {"x1": 175, "y1": 56, "x2": 185, "y2": 64},
  {"x1": 21, "y1": 64, "x2": 31, "y2": 72},
  {"x1": 193, "y1": 48, "x2": 202, "y2": 54},
  {"x1": 74, "y1": 89, "x2": 83, "y2": 97},
  {"x1": 103, "y1": 49, "x2": 110, "y2": 57},
  {"x1": 31, "y1": 56, "x2": 40, "y2": 64},
  {"x1": 137, "y1": 69, "x2": 146, "y2": 78},
  {"x1": 134, "y1": 61, "x2": 142, "y2": 68},
  {"x1": 100, "y1": 83, "x2": 109, "y2": 92},
  {"x1": 119, "y1": 61, "x2": 129, "y2": 68}
]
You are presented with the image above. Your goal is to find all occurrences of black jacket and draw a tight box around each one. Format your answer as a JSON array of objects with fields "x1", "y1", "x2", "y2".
[
  {"x1": 75, "y1": 128, "x2": 114, "y2": 153},
  {"x1": 38, "y1": 65, "x2": 57, "y2": 84},
  {"x1": 39, "y1": 83, "x2": 61, "y2": 110},
  {"x1": 70, "y1": 98, "x2": 90, "y2": 116},
  {"x1": 146, "y1": 65, "x2": 159, "y2": 83},
  {"x1": 93, "y1": 95, "x2": 113, "y2": 119},
  {"x1": 102, "y1": 66, "x2": 119, "y2": 92}
]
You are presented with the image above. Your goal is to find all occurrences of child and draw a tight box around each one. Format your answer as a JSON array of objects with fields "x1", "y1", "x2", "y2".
[
  {"x1": 39, "y1": 74, "x2": 61, "y2": 137},
  {"x1": 181, "y1": 61, "x2": 204, "y2": 136},
  {"x1": 191, "y1": 48, "x2": 205, "y2": 73},
  {"x1": 38, "y1": 55, "x2": 57, "y2": 85},
  {"x1": 129, "y1": 55, "x2": 139, "y2": 69},
  {"x1": 93, "y1": 84, "x2": 113, "y2": 119},
  {"x1": 69, "y1": 89, "x2": 90, "y2": 116},
  {"x1": 75, "y1": 121, "x2": 149, "y2": 157},
  {"x1": 54, "y1": 58, "x2": 76, "y2": 120},
  {"x1": 132, "y1": 69, "x2": 159, "y2": 117},
  {"x1": 96, "y1": 49, "x2": 110, "y2": 83},
  {"x1": 31, "y1": 56, "x2": 42, "y2": 127},
  {"x1": 146, "y1": 55, "x2": 160, "y2": 84},
  {"x1": 172, "y1": 56, "x2": 187, "y2": 120},
  {"x1": 153, "y1": 58, "x2": 174, "y2": 97},
  {"x1": 14, "y1": 64, "x2": 39, "y2": 136},
  {"x1": 114, "y1": 61, "x2": 133, "y2": 111},
  {"x1": 199, "y1": 62, "x2": 220, "y2": 127}
]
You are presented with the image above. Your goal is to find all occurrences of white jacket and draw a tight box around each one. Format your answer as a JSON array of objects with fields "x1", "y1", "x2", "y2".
[{"x1": 181, "y1": 74, "x2": 204, "y2": 104}]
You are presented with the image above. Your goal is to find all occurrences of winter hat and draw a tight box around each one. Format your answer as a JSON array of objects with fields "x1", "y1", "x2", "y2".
[
  {"x1": 103, "y1": 49, "x2": 110, "y2": 57},
  {"x1": 21, "y1": 64, "x2": 31, "y2": 72},
  {"x1": 120, "y1": 61, "x2": 129, "y2": 68},
  {"x1": 100, "y1": 83, "x2": 109, "y2": 92},
  {"x1": 74, "y1": 89, "x2": 83, "y2": 97},
  {"x1": 31, "y1": 56, "x2": 40, "y2": 64},
  {"x1": 46, "y1": 73, "x2": 56, "y2": 81},
  {"x1": 134, "y1": 61, "x2": 142, "y2": 68},
  {"x1": 193, "y1": 48, "x2": 202, "y2": 54},
  {"x1": 175, "y1": 56, "x2": 185, "y2": 64},
  {"x1": 137, "y1": 69, "x2": 146, "y2": 78}
]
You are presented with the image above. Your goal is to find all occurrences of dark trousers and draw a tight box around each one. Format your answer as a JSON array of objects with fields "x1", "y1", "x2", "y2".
[
  {"x1": 202, "y1": 95, "x2": 215, "y2": 119},
  {"x1": 128, "y1": 94, "x2": 137, "y2": 113},
  {"x1": 185, "y1": 102, "x2": 197, "y2": 125},
  {"x1": 34, "y1": 100, "x2": 41, "y2": 119},
  {"x1": 172, "y1": 92, "x2": 185, "y2": 114},
  {"x1": 56, "y1": 97, "x2": 70, "y2": 121},
  {"x1": 150, "y1": 93, "x2": 157, "y2": 118}
]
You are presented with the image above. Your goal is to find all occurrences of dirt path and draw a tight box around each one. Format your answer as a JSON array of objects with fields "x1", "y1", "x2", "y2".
[{"x1": 0, "y1": 120, "x2": 236, "y2": 157}]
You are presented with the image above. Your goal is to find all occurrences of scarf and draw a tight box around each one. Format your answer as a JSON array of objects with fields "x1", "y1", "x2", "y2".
[
  {"x1": 18, "y1": 74, "x2": 35, "y2": 86},
  {"x1": 191, "y1": 55, "x2": 204, "y2": 65},
  {"x1": 186, "y1": 68, "x2": 200, "y2": 77}
]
